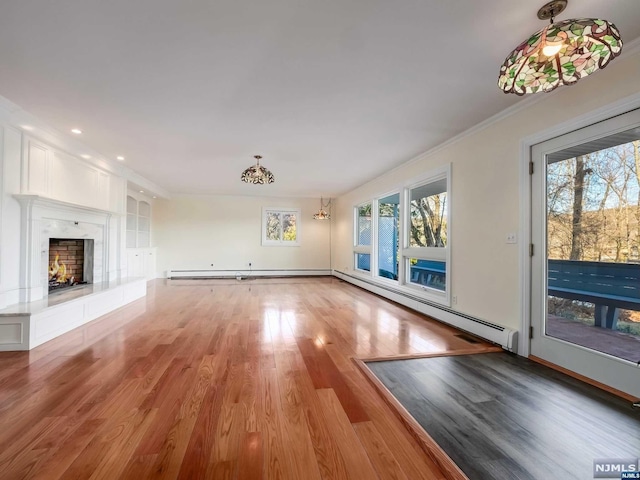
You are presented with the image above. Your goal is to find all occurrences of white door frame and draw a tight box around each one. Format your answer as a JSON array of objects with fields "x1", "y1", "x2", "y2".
[{"x1": 519, "y1": 91, "x2": 640, "y2": 357}]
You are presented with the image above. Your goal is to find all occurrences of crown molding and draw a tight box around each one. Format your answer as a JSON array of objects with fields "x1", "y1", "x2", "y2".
[
  {"x1": 0, "y1": 95, "x2": 171, "y2": 199},
  {"x1": 345, "y1": 38, "x2": 640, "y2": 198},
  {"x1": 622, "y1": 35, "x2": 640, "y2": 57}
]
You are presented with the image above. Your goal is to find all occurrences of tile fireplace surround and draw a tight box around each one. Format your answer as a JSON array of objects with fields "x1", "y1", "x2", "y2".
[{"x1": 0, "y1": 195, "x2": 146, "y2": 351}]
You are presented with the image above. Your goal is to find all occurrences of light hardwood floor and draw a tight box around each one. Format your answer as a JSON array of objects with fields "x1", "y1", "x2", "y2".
[{"x1": 0, "y1": 277, "x2": 497, "y2": 479}]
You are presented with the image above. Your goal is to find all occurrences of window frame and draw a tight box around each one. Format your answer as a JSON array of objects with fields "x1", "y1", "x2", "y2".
[
  {"x1": 353, "y1": 201, "x2": 372, "y2": 273},
  {"x1": 262, "y1": 207, "x2": 301, "y2": 246},
  {"x1": 373, "y1": 191, "x2": 401, "y2": 284},
  {"x1": 402, "y1": 165, "x2": 451, "y2": 301},
  {"x1": 351, "y1": 164, "x2": 451, "y2": 306}
]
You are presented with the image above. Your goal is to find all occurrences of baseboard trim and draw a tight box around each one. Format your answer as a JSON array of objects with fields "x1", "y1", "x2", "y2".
[
  {"x1": 168, "y1": 268, "x2": 331, "y2": 279},
  {"x1": 334, "y1": 270, "x2": 518, "y2": 352},
  {"x1": 529, "y1": 355, "x2": 638, "y2": 403}
]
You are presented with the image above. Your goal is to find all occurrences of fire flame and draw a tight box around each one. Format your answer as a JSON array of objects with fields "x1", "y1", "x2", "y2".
[{"x1": 49, "y1": 254, "x2": 68, "y2": 283}]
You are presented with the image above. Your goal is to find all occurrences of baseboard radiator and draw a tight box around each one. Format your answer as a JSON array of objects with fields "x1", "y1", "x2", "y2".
[
  {"x1": 333, "y1": 270, "x2": 518, "y2": 353},
  {"x1": 168, "y1": 268, "x2": 331, "y2": 279}
]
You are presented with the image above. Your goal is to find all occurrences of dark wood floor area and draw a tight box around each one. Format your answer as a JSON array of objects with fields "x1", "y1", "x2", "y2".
[
  {"x1": 0, "y1": 277, "x2": 498, "y2": 479},
  {"x1": 367, "y1": 352, "x2": 640, "y2": 480}
]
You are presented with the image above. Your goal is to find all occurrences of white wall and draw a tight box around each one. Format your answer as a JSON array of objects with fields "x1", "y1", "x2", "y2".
[
  {"x1": 0, "y1": 125, "x2": 24, "y2": 308},
  {"x1": 153, "y1": 194, "x2": 331, "y2": 276},
  {"x1": 333, "y1": 48, "x2": 640, "y2": 332}
]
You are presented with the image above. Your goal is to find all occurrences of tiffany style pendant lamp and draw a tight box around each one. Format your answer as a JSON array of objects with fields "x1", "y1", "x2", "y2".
[{"x1": 498, "y1": 0, "x2": 622, "y2": 95}]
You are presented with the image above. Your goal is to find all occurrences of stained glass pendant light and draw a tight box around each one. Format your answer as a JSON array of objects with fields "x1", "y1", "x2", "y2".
[
  {"x1": 241, "y1": 155, "x2": 274, "y2": 184},
  {"x1": 498, "y1": 0, "x2": 622, "y2": 95},
  {"x1": 313, "y1": 197, "x2": 331, "y2": 220}
]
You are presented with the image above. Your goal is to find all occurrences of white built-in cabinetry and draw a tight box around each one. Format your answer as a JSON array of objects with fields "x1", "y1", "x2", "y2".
[
  {"x1": 0, "y1": 127, "x2": 148, "y2": 350},
  {"x1": 14, "y1": 136, "x2": 128, "y2": 302},
  {"x1": 126, "y1": 190, "x2": 156, "y2": 279},
  {"x1": 126, "y1": 194, "x2": 151, "y2": 248},
  {"x1": 23, "y1": 136, "x2": 125, "y2": 213},
  {"x1": 126, "y1": 248, "x2": 156, "y2": 280},
  {"x1": 126, "y1": 195, "x2": 137, "y2": 248},
  {"x1": 138, "y1": 201, "x2": 151, "y2": 248}
]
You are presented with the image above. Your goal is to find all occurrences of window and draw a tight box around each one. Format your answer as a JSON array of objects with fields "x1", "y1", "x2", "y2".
[
  {"x1": 354, "y1": 202, "x2": 372, "y2": 271},
  {"x1": 376, "y1": 193, "x2": 400, "y2": 280},
  {"x1": 404, "y1": 174, "x2": 448, "y2": 293},
  {"x1": 262, "y1": 208, "x2": 300, "y2": 246},
  {"x1": 408, "y1": 180, "x2": 447, "y2": 248},
  {"x1": 352, "y1": 164, "x2": 451, "y2": 304}
]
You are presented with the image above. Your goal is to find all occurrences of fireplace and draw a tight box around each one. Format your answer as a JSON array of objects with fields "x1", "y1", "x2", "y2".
[
  {"x1": 6, "y1": 195, "x2": 148, "y2": 351},
  {"x1": 13, "y1": 195, "x2": 111, "y2": 303},
  {"x1": 48, "y1": 238, "x2": 94, "y2": 292}
]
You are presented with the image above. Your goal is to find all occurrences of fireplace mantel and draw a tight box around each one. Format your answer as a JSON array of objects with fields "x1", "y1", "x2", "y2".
[
  {"x1": 14, "y1": 193, "x2": 119, "y2": 304},
  {"x1": 13, "y1": 194, "x2": 116, "y2": 217}
]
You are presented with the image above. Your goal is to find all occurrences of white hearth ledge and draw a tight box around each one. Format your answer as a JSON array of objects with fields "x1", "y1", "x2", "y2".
[{"x1": 0, "y1": 277, "x2": 146, "y2": 351}]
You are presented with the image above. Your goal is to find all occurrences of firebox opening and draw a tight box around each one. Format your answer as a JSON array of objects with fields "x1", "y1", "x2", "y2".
[{"x1": 48, "y1": 238, "x2": 94, "y2": 293}]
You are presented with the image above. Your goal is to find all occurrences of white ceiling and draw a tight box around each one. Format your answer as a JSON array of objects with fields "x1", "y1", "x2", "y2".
[{"x1": 1, "y1": 0, "x2": 639, "y2": 198}]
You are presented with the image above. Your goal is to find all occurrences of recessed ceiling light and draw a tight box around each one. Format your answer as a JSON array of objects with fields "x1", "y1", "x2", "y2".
[
  {"x1": 116, "y1": 156, "x2": 125, "y2": 161},
  {"x1": 80, "y1": 154, "x2": 91, "y2": 159},
  {"x1": 21, "y1": 125, "x2": 34, "y2": 131},
  {"x1": 152, "y1": 196, "x2": 157, "y2": 199},
  {"x1": 139, "y1": 190, "x2": 144, "y2": 193},
  {"x1": 71, "y1": 128, "x2": 82, "y2": 134}
]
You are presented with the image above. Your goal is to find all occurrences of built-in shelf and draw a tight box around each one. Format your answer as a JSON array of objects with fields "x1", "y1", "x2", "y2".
[
  {"x1": 126, "y1": 195, "x2": 138, "y2": 248},
  {"x1": 126, "y1": 195, "x2": 151, "y2": 248},
  {"x1": 138, "y1": 201, "x2": 151, "y2": 248}
]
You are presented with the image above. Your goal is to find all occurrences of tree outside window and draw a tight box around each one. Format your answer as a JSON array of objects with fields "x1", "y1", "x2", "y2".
[{"x1": 263, "y1": 208, "x2": 300, "y2": 245}]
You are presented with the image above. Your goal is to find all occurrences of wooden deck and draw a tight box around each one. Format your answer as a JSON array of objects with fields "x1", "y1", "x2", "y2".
[
  {"x1": 0, "y1": 277, "x2": 496, "y2": 479},
  {"x1": 547, "y1": 314, "x2": 640, "y2": 363}
]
